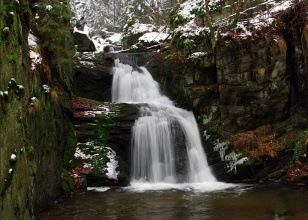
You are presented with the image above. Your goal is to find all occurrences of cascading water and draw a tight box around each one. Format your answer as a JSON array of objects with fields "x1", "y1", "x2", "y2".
[{"x1": 112, "y1": 58, "x2": 216, "y2": 185}]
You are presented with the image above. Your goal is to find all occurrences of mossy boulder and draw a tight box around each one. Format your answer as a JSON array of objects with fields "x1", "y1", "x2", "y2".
[
  {"x1": 72, "y1": 97, "x2": 139, "y2": 186},
  {"x1": 73, "y1": 31, "x2": 96, "y2": 52}
]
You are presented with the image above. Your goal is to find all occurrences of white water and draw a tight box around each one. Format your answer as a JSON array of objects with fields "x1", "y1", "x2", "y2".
[{"x1": 112, "y1": 58, "x2": 217, "y2": 187}]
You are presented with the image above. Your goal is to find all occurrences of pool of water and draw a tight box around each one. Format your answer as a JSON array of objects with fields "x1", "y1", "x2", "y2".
[{"x1": 38, "y1": 183, "x2": 308, "y2": 220}]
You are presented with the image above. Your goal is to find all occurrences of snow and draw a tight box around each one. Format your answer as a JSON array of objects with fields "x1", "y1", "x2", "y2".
[
  {"x1": 17, "y1": 85, "x2": 24, "y2": 90},
  {"x1": 87, "y1": 187, "x2": 110, "y2": 192},
  {"x1": 177, "y1": 0, "x2": 203, "y2": 20},
  {"x1": 138, "y1": 32, "x2": 170, "y2": 44},
  {"x1": 68, "y1": 0, "x2": 297, "y2": 54},
  {"x1": 73, "y1": 26, "x2": 89, "y2": 35},
  {"x1": 28, "y1": 32, "x2": 42, "y2": 70},
  {"x1": 74, "y1": 147, "x2": 96, "y2": 160},
  {"x1": 92, "y1": 32, "x2": 122, "y2": 52},
  {"x1": 46, "y1": 5, "x2": 52, "y2": 11},
  {"x1": 10, "y1": 154, "x2": 17, "y2": 161},
  {"x1": 42, "y1": 84, "x2": 51, "y2": 93},
  {"x1": 128, "y1": 23, "x2": 157, "y2": 35},
  {"x1": 83, "y1": 110, "x2": 104, "y2": 117},
  {"x1": 269, "y1": 0, "x2": 293, "y2": 13},
  {"x1": 203, "y1": 130, "x2": 211, "y2": 140},
  {"x1": 103, "y1": 149, "x2": 119, "y2": 180},
  {"x1": 190, "y1": 52, "x2": 209, "y2": 59},
  {"x1": 73, "y1": 142, "x2": 119, "y2": 180},
  {"x1": 174, "y1": 0, "x2": 295, "y2": 40},
  {"x1": 29, "y1": 51, "x2": 42, "y2": 70}
]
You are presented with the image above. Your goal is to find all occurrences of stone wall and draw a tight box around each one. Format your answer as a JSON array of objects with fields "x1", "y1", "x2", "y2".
[
  {"x1": 216, "y1": 37, "x2": 290, "y2": 133},
  {"x1": 164, "y1": 33, "x2": 306, "y2": 135},
  {"x1": 166, "y1": 1, "x2": 307, "y2": 137}
]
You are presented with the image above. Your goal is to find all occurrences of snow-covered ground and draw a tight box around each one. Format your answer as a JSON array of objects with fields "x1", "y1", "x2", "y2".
[
  {"x1": 174, "y1": 0, "x2": 295, "y2": 39},
  {"x1": 70, "y1": 0, "x2": 299, "y2": 52},
  {"x1": 92, "y1": 33, "x2": 122, "y2": 52}
]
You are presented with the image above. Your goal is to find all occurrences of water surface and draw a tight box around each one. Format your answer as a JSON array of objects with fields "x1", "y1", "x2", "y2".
[{"x1": 38, "y1": 183, "x2": 308, "y2": 220}]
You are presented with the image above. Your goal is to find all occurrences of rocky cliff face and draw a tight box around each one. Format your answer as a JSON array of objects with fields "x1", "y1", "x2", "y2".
[
  {"x1": 162, "y1": 35, "x2": 293, "y2": 134},
  {"x1": 162, "y1": 0, "x2": 308, "y2": 183},
  {"x1": 0, "y1": 0, "x2": 76, "y2": 219},
  {"x1": 166, "y1": 2, "x2": 307, "y2": 135}
]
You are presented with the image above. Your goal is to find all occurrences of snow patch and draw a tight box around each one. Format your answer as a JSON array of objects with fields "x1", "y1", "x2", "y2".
[
  {"x1": 10, "y1": 154, "x2": 17, "y2": 161},
  {"x1": 138, "y1": 32, "x2": 170, "y2": 44},
  {"x1": 103, "y1": 149, "x2": 119, "y2": 180},
  {"x1": 46, "y1": 5, "x2": 52, "y2": 11},
  {"x1": 28, "y1": 32, "x2": 42, "y2": 71}
]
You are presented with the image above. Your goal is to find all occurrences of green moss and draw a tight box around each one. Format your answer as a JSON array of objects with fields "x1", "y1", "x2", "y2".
[
  {"x1": 78, "y1": 142, "x2": 111, "y2": 177},
  {"x1": 31, "y1": 0, "x2": 75, "y2": 69},
  {"x1": 60, "y1": 121, "x2": 77, "y2": 171},
  {"x1": 170, "y1": 6, "x2": 190, "y2": 28},
  {"x1": 292, "y1": 130, "x2": 308, "y2": 164},
  {"x1": 1, "y1": 174, "x2": 13, "y2": 197},
  {"x1": 114, "y1": 103, "x2": 139, "y2": 120},
  {"x1": 78, "y1": 117, "x2": 115, "y2": 144},
  {"x1": 60, "y1": 168, "x2": 75, "y2": 194},
  {"x1": 25, "y1": 144, "x2": 34, "y2": 160},
  {"x1": 166, "y1": 84, "x2": 191, "y2": 110}
]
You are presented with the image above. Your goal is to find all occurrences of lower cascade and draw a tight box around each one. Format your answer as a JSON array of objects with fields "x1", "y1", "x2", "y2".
[{"x1": 112, "y1": 58, "x2": 216, "y2": 184}]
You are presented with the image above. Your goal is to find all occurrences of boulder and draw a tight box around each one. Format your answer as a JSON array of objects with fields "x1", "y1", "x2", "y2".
[{"x1": 73, "y1": 31, "x2": 96, "y2": 52}]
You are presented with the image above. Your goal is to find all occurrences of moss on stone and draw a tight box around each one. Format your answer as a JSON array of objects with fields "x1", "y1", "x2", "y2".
[
  {"x1": 60, "y1": 121, "x2": 77, "y2": 171},
  {"x1": 60, "y1": 168, "x2": 75, "y2": 194}
]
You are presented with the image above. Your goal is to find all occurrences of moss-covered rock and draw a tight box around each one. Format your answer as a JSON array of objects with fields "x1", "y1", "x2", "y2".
[
  {"x1": 73, "y1": 31, "x2": 96, "y2": 52},
  {"x1": 72, "y1": 96, "x2": 139, "y2": 186}
]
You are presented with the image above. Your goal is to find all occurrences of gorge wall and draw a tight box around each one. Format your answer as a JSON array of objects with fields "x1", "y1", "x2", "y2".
[
  {"x1": 159, "y1": 1, "x2": 308, "y2": 182},
  {"x1": 0, "y1": 0, "x2": 76, "y2": 219}
]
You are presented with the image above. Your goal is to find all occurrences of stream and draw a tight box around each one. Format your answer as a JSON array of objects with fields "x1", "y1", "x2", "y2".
[{"x1": 38, "y1": 183, "x2": 308, "y2": 219}]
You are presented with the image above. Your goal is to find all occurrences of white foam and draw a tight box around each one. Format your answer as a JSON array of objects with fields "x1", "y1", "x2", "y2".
[
  {"x1": 125, "y1": 181, "x2": 240, "y2": 193},
  {"x1": 87, "y1": 187, "x2": 110, "y2": 192}
]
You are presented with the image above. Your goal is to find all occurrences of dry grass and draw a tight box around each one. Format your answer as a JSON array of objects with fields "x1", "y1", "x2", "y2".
[
  {"x1": 28, "y1": 97, "x2": 40, "y2": 116},
  {"x1": 277, "y1": 38, "x2": 287, "y2": 55},
  {"x1": 250, "y1": 138, "x2": 280, "y2": 159},
  {"x1": 38, "y1": 63, "x2": 51, "y2": 84},
  {"x1": 50, "y1": 90, "x2": 59, "y2": 104},
  {"x1": 255, "y1": 125, "x2": 272, "y2": 137},
  {"x1": 230, "y1": 124, "x2": 280, "y2": 159},
  {"x1": 231, "y1": 131, "x2": 258, "y2": 151}
]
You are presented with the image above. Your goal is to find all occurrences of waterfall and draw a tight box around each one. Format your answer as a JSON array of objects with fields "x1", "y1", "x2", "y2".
[{"x1": 112, "y1": 58, "x2": 216, "y2": 184}]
